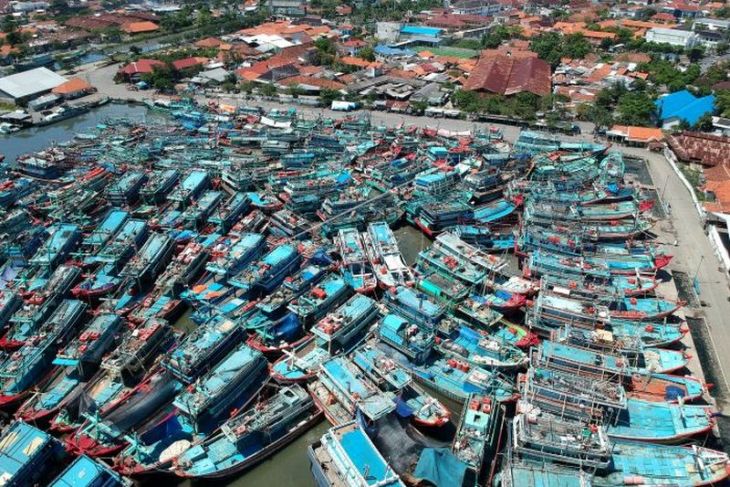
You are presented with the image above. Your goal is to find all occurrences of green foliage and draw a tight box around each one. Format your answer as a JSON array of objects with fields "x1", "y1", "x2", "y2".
[
  {"x1": 409, "y1": 100, "x2": 428, "y2": 114},
  {"x1": 142, "y1": 65, "x2": 175, "y2": 92},
  {"x1": 319, "y1": 88, "x2": 341, "y2": 106},
  {"x1": 452, "y1": 89, "x2": 543, "y2": 120},
  {"x1": 530, "y1": 32, "x2": 592, "y2": 66},
  {"x1": 352, "y1": 0, "x2": 441, "y2": 23},
  {"x1": 358, "y1": 46, "x2": 375, "y2": 62},
  {"x1": 481, "y1": 25, "x2": 522, "y2": 49},
  {"x1": 694, "y1": 113, "x2": 714, "y2": 131},
  {"x1": 717, "y1": 42, "x2": 729, "y2": 55},
  {"x1": 453, "y1": 38, "x2": 482, "y2": 50},
  {"x1": 259, "y1": 83, "x2": 277, "y2": 97},
  {"x1": 639, "y1": 58, "x2": 700, "y2": 91},
  {"x1": 616, "y1": 91, "x2": 656, "y2": 126},
  {"x1": 716, "y1": 90, "x2": 730, "y2": 118}
]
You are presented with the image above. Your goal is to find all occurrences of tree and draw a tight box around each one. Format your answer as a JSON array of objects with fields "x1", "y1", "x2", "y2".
[
  {"x1": 319, "y1": 88, "x2": 341, "y2": 106},
  {"x1": 142, "y1": 65, "x2": 175, "y2": 92},
  {"x1": 616, "y1": 92, "x2": 656, "y2": 126},
  {"x1": 687, "y1": 45, "x2": 705, "y2": 63},
  {"x1": 259, "y1": 83, "x2": 277, "y2": 97},
  {"x1": 563, "y1": 33, "x2": 592, "y2": 59},
  {"x1": 694, "y1": 113, "x2": 714, "y2": 132},
  {"x1": 717, "y1": 42, "x2": 729, "y2": 55},
  {"x1": 358, "y1": 46, "x2": 376, "y2": 62}
]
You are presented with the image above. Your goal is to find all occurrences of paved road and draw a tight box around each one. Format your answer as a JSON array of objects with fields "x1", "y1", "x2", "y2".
[{"x1": 78, "y1": 62, "x2": 730, "y2": 401}]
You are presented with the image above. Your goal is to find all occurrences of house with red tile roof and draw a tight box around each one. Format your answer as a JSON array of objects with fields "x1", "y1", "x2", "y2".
[
  {"x1": 172, "y1": 57, "x2": 208, "y2": 72},
  {"x1": 118, "y1": 59, "x2": 166, "y2": 80},
  {"x1": 464, "y1": 53, "x2": 551, "y2": 96},
  {"x1": 121, "y1": 21, "x2": 159, "y2": 35}
]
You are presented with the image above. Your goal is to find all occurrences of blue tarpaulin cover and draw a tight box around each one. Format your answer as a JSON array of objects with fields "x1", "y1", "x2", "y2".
[{"x1": 414, "y1": 448, "x2": 468, "y2": 487}]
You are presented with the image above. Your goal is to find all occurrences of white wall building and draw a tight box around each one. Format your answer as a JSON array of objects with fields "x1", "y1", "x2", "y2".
[{"x1": 645, "y1": 28, "x2": 700, "y2": 49}]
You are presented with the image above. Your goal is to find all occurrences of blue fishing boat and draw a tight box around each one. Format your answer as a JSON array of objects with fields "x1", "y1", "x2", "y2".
[
  {"x1": 208, "y1": 192, "x2": 250, "y2": 232},
  {"x1": 28, "y1": 223, "x2": 80, "y2": 269},
  {"x1": 50, "y1": 454, "x2": 130, "y2": 487},
  {"x1": 411, "y1": 356, "x2": 515, "y2": 403},
  {"x1": 309, "y1": 356, "x2": 396, "y2": 424},
  {"x1": 228, "y1": 244, "x2": 300, "y2": 296},
  {"x1": 256, "y1": 262, "x2": 330, "y2": 317},
  {"x1": 311, "y1": 294, "x2": 379, "y2": 354},
  {"x1": 308, "y1": 421, "x2": 406, "y2": 487},
  {"x1": 377, "y1": 314, "x2": 434, "y2": 365},
  {"x1": 140, "y1": 169, "x2": 179, "y2": 204},
  {"x1": 452, "y1": 393, "x2": 504, "y2": 481},
  {"x1": 163, "y1": 314, "x2": 244, "y2": 383},
  {"x1": 436, "y1": 319, "x2": 528, "y2": 370},
  {"x1": 119, "y1": 232, "x2": 175, "y2": 283},
  {"x1": 16, "y1": 313, "x2": 122, "y2": 424},
  {"x1": 452, "y1": 224, "x2": 515, "y2": 251},
  {"x1": 172, "y1": 384, "x2": 322, "y2": 479},
  {"x1": 335, "y1": 227, "x2": 377, "y2": 294},
  {"x1": 168, "y1": 170, "x2": 209, "y2": 208},
  {"x1": 181, "y1": 190, "x2": 223, "y2": 228},
  {"x1": 384, "y1": 286, "x2": 444, "y2": 329},
  {"x1": 0, "y1": 299, "x2": 87, "y2": 408},
  {"x1": 0, "y1": 421, "x2": 67, "y2": 486},
  {"x1": 269, "y1": 209, "x2": 310, "y2": 239},
  {"x1": 205, "y1": 233, "x2": 265, "y2": 278},
  {"x1": 76, "y1": 218, "x2": 148, "y2": 271},
  {"x1": 76, "y1": 209, "x2": 129, "y2": 262},
  {"x1": 352, "y1": 343, "x2": 451, "y2": 429},
  {"x1": 287, "y1": 274, "x2": 352, "y2": 325},
  {"x1": 106, "y1": 171, "x2": 148, "y2": 206}
]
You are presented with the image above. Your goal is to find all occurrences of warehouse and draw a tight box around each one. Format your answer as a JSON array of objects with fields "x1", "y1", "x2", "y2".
[{"x1": 0, "y1": 67, "x2": 67, "y2": 105}]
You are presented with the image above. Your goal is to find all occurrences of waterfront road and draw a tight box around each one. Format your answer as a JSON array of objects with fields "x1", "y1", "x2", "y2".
[{"x1": 78, "y1": 62, "x2": 730, "y2": 403}]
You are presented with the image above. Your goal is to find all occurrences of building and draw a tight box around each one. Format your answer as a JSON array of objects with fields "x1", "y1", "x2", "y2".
[
  {"x1": 656, "y1": 90, "x2": 716, "y2": 129},
  {"x1": 606, "y1": 125, "x2": 664, "y2": 147},
  {"x1": 399, "y1": 25, "x2": 443, "y2": 46},
  {"x1": 268, "y1": 0, "x2": 306, "y2": 16},
  {"x1": 51, "y1": 77, "x2": 94, "y2": 99},
  {"x1": 0, "y1": 67, "x2": 66, "y2": 105},
  {"x1": 122, "y1": 21, "x2": 160, "y2": 35},
  {"x1": 118, "y1": 59, "x2": 166, "y2": 82},
  {"x1": 464, "y1": 53, "x2": 551, "y2": 97},
  {"x1": 645, "y1": 28, "x2": 699, "y2": 48}
]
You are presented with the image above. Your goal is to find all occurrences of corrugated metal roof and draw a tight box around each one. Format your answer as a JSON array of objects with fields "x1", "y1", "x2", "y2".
[{"x1": 0, "y1": 67, "x2": 66, "y2": 99}]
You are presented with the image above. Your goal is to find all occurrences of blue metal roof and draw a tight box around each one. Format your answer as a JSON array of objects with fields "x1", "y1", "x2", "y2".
[
  {"x1": 655, "y1": 89, "x2": 716, "y2": 126},
  {"x1": 400, "y1": 25, "x2": 442, "y2": 37},
  {"x1": 374, "y1": 45, "x2": 416, "y2": 57}
]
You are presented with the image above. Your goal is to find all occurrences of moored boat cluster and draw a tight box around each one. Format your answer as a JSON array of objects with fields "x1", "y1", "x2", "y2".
[{"x1": 0, "y1": 103, "x2": 725, "y2": 487}]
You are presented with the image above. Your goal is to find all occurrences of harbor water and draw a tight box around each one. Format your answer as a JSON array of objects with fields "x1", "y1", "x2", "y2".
[{"x1": 0, "y1": 103, "x2": 163, "y2": 165}]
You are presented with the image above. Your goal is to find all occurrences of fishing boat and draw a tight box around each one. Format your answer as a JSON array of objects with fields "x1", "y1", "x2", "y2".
[
  {"x1": 287, "y1": 274, "x2": 352, "y2": 325},
  {"x1": 28, "y1": 223, "x2": 81, "y2": 270},
  {"x1": 0, "y1": 299, "x2": 87, "y2": 408},
  {"x1": 452, "y1": 224, "x2": 515, "y2": 251},
  {"x1": 208, "y1": 192, "x2": 250, "y2": 232},
  {"x1": 106, "y1": 171, "x2": 148, "y2": 206},
  {"x1": 141, "y1": 169, "x2": 179, "y2": 204},
  {"x1": 436, "y1": 319, "x2": 528, "y2": 370},
  {"x1": 352, "y1": 343, "x2": 451, "y2": 429},
  {"x1": 269, "y1": 209, "x2": 310, "y2": 239},
  {"x1": 168, "y1": 170, "x2": 209, "y2": 208},
  {"x1": 308, "y1": 421, "x2": 406, "y2": 487},
  {"x1": 416, "y1": 271, "x2": 470, "y2": 308},
  {"x1": 411, "y1": 356, "x2": 516, "y2": 403},
  {"x1": 452, "y1": 393, "x2": 504, "y2": 481},
  {"x1": 362, "y1": 222, "x2": 414, "y2": 288},
  {"x1": 119, "y1": 232, "x2": 175, "y2": 283},
  {"x1": 205, "y1": 233, "x2": 265, "y2": 278},
  {"x1": 50, "y1": 454, "x2": 130, "y2": 487},
  {"x1": 335, "y1": 227, "x2": 377, "y2": 294},
  {"x1": 15, "y1": 313, "x2": 122, "y2": 424},
  {"x1": 256, "y1": 262, "x2": 330, "y2": 317},
  {"x1": 384, "y1": 286, "x2": 444, "y2": 329},
  {"x1": 172, "y1": 385, "x2": 322, "y2": 479},
  {"x1": 0, "y1": 421, "x2": 67, "y2": 486},
  {"x1": 377, "y1": 313, "x2": 435, "y2": 365},
  {"x1": 511, "y1": 410, "x2": 611, "y2": 470},
  {"x1": 228, "y1": 244, "x2": 301, "y2": 297},
  {"x1": 309, "y1": 356, "x2": 396, "y2": 424},
  {"x1": 76, "y1": 209, "x2": 129, "y2": 262},
  {"x1": 593, "y1": 441, "x2": 730, "y2": 486},
  {"x1": 163, "y1": 314, "x2": 244, "y2": 383}
]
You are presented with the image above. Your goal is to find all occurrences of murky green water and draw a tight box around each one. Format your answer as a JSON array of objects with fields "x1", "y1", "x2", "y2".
[
  {"x1": 0, "y1": 103, "x2": 163, "y2": 165},
  {"x1": 393, "y1": 225, "x2": 431, "y2": 266}
]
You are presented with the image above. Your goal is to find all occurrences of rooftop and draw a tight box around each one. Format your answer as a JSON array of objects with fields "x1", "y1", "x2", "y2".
[
  {"x1": 0, "y1": 67, "x2": 66, "y2": 99},
  {"x1": 464, "y1": 53, "x2": 551, "y2": 96}
]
